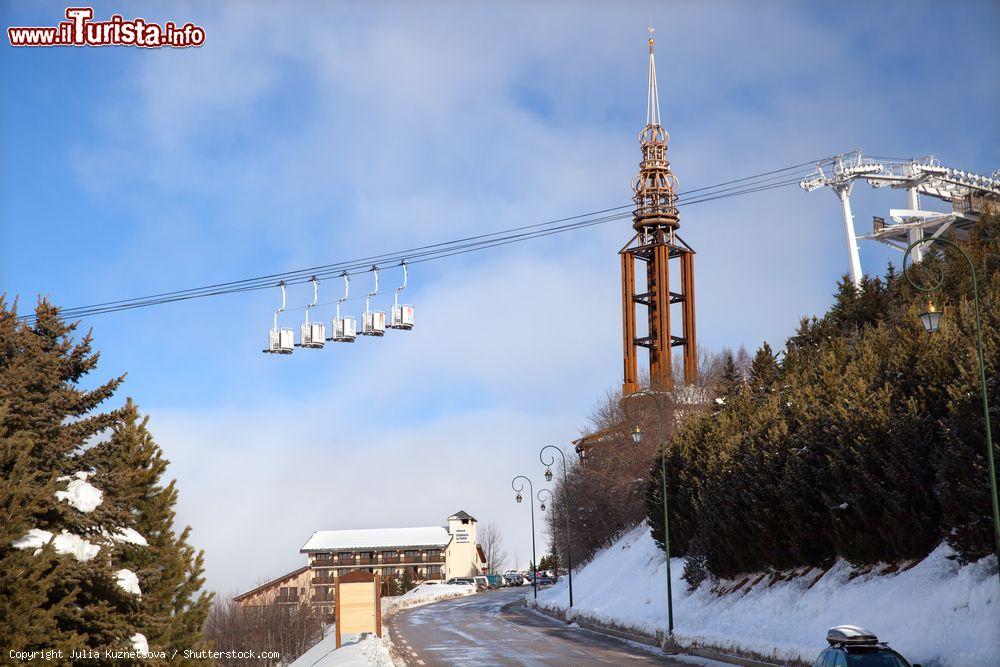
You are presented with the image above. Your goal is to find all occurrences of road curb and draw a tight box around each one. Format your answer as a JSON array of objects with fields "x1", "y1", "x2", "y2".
[{"x1": 525, "y1": 599, "x2": 791, "y2": 667}]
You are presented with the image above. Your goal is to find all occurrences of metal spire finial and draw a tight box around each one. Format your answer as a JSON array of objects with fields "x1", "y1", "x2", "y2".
[{"x1": 645, "y1": 25, "x2": 661, "y2": 128}]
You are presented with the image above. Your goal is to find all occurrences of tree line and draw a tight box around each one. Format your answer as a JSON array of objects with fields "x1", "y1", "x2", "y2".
[{"x1": 548, "y1": 215, "x2": 998, "y2": 582}]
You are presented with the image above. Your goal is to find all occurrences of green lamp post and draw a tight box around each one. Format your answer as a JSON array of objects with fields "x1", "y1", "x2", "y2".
[{"x1": 903, "y1": 236, "x2": 999, "y2": 585}]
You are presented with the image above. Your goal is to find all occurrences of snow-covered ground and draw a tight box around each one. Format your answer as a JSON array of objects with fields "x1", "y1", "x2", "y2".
[
  {"x1": 289, "y1": 631, "x2": 393, "y2": 667},
  {"x1": 536, "y1": 523, "x2": 999, "y2": 667},
  {"x1": 382, "y1": 582, "x2": 476, "y2": 615},
  {"x1": 290, "y1": 583, "x2": 477, "y2": 666}
]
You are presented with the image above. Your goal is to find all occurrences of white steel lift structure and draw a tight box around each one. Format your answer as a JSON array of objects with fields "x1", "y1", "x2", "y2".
[{"x1": 801, "y1": 150, "x2": 1000, "y2": 287}]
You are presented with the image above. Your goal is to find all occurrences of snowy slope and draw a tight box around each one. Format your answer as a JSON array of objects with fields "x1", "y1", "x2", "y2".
[
  {"x1": 536, "y1": 523, "x2": 999, "y2": 666},
  {"x1": 382, "y1": 582, "x2": 475, "y2": 615}
]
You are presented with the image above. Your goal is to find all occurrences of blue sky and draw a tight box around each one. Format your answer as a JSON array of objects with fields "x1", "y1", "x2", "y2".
[{"x1": 2, "y1": 0, "x2": 998, "y2": 594}]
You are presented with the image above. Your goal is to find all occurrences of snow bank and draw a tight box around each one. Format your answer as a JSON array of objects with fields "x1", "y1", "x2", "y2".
[
  {"x1": 536, "y1": 523, "x2": 999, "y2": 667},
  {"x1": 55, "y1": 472, "x2": 103, "y2": 512},
  {"x1": 289, "y1": 631, "x2": 393, "y2": 667},
  {"x1": 115, "y1": 569, "x2": 142, "y2": 596},
  {"x1": 382, "y1": 582, "x2": 476, "y2": 615}
]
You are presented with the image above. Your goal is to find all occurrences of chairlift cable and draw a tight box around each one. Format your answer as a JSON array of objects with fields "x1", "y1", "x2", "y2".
[{"x1": 20, "y1": 160, "x2": 828, "y2": 322}]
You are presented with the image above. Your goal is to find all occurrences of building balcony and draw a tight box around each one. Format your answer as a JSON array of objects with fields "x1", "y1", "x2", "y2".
[{"x1": 312, "y1": 575, "x2": 335, "y2": 585}]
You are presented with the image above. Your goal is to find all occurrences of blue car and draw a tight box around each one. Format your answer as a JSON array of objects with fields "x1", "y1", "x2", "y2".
[{"x1": 813, "y1": 626, "x2": 919, "y2": 667}]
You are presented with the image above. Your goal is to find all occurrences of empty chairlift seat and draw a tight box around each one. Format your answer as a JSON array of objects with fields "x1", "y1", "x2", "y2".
[
  {"x1": 388, "y1": 261, "x2": 414, "y2": 330},
  {"x1": 389, "y1": 304, "x2": 415, "y2": 330},
  {"x1": 263, "y1": 282, "x2": 295, "y2": 355},
  {"x1": 331, "y1": 316, "x2": 357, "y2": 342},
  {"x1": 360, "y1": 266, "x2": 386, "y2": 336},
  {"x1": 296, "y1": 277, "x2": 325, "y2": 349},
  {"x1": 329, "y1": 272, "x2": 359, "y2": 343},
  {"x1": 299, "y1": 321, "x2": 326, "y2": 348},
  {"x1": 362, "y1": 310, "x2": 386, "y2": 336},
  {"x1": 267, "y1": 327, "x2": 295, "y2": 354}
]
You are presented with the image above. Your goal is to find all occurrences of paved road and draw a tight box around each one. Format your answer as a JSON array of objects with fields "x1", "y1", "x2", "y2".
[{"x1": 386, "y1": 588, "x2": 693, "y2": 666}]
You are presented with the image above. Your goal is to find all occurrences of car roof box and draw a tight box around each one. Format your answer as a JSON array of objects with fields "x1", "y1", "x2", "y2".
[{"x1": 827, "y1": 625, "x2": 879, "y2": 646}]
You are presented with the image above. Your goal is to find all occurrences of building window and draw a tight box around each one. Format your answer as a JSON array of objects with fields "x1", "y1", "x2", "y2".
[{"x1": 338, "y1": 552, "x2": 354, "y2": 562}]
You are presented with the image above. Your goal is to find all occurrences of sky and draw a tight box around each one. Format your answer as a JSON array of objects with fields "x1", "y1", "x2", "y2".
[{"x1": 2, "y1": 0, "x2": 998, "y2": 595}]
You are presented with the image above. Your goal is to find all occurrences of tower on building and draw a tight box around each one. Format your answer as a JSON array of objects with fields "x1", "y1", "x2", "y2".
[{"x1": 620, "y1": 27, "x2": 697, "y2": 395}]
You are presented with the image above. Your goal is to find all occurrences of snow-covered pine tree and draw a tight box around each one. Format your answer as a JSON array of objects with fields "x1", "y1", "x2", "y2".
[
  {"x1": 85, "y1": 399, "x2": 212, "y2": 654},
  {"x1": 0, "y1": 297, "x2": 209, "y2": 655}
]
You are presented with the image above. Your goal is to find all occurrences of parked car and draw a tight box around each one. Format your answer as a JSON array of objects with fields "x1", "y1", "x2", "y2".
[
  {"x1": 472, "y1": 575, "x2": 490, "y2": 591},
  {"x1": 445, "y1": 577, "x2": 476, "y2": 587},
  {"x1": 813, "y1": 626, "x2": 920, "y2": 667},
  {"x1": 502, "y1": 573, "x2": 523, "y2": 587}
]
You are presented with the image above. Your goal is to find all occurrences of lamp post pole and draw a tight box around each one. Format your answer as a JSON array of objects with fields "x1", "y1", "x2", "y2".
[
  {"x1": 540, "y1": 445, "x2": 574, "y2": 608},
  {"x1": 622, "y1": 390, "x2": 673, "y2": 636},
  {"x1": 904, "y1": 237, "x2": 999, "y2": 584},
  {"x1": 512, "y1": 475, "x2": 538, "y2": 600}
]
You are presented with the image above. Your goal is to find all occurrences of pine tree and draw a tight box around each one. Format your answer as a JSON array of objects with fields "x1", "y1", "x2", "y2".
[
  {"x1": 747, "y1": 343, "x2": 780, "y2": 395},
  {"x1": 0, "y1": 297, "x2": 211, "y2": 656},
  {"x1": 85, "y1": 399, "x2": 212, "y2": 655}
]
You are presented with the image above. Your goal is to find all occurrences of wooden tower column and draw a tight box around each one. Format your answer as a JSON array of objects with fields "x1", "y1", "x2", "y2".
[
  {"x1": 621, "y1": 252, "x2": 638, "y2": 396},
  {"x1": 619, "y1": 27, "x2": 697, "y2": 396},
  {"x1": 680, "y1": 251, "x2": 697, "y2": 386},
  {"x1": 648, "y1": 239, "x2": 672, "y2": 389}
]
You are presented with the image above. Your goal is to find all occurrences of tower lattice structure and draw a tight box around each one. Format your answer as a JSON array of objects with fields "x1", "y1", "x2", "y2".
[{"x1": 620, "y1": 28, "x2": 697, "y2": 395}]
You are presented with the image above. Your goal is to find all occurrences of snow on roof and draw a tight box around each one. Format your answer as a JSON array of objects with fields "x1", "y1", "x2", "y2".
[{"x1": 301, "y1": 526, "x2": 450, "y2": 552}]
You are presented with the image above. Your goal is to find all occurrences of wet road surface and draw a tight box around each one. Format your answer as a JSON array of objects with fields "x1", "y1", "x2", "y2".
[{"x1": 386, "y1": 588, "x2": 697, "y2": 666}]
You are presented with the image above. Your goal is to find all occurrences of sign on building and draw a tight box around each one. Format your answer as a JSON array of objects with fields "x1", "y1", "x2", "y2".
[{"x1": 334, "y1": 570, "x2": 383, "y2": 648}]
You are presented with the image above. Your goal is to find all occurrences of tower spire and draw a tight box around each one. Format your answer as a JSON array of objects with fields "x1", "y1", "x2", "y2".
[
  {"x1": 647, "y1": 25, "x2": 661, "y2": 127},
  {"x1": 620, "y1": 25, "x2": 697, "y2": 394}
]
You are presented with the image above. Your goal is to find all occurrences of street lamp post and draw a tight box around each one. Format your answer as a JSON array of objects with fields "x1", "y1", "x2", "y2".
[
  {"x1": 903, "y1": 237, "x2": 1000, "y2": 584},
  {"x1": 540, "y1": 445, "x2": 574, "y2": 608},
  {"x1": 512, "y1": 475, "x2": 539, "y2": 600},
  {"x1": 622, "y1": 389, "x2": 674, "y2": 636}
]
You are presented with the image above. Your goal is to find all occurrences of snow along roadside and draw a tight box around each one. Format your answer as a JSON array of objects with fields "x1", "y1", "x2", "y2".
[
  {"x1": 535, "y1": 522, "x2": 999, "y2": 667},
  {"x1": 289, "y1": 583, "x2": 476, "y2": 666}
]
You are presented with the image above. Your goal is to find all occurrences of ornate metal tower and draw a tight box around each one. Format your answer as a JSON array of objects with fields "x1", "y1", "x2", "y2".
[{"x1": 621, "y1": 27, "x2": 697, "y2": 395}]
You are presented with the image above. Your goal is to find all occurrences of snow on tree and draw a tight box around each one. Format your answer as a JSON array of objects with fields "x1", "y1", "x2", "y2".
[{"x1": 0, "y1": 297, "x2": 211, "y2": 654}]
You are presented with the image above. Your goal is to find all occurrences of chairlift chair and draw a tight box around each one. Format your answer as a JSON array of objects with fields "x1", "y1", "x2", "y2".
[
  {"x1": 263, "y1": 282, "x2": 295, "y2": 354},
  {"x1": 296, "y1": 277, "x2": 326, "y2": 349},
  {"x1": 361, "y1": 266, "x2": 386, "y2": 336},
  {"x1": 328, "y1": 272, "x2": 358, "y2": 343},
  {"x1": 388, "y1": 260, "x2": 415, "y2": 330}
]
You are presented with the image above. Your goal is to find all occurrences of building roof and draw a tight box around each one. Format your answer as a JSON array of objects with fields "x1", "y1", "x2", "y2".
[
  {"x1": 448, "y1": 510, "x2": 476, "y2": 521},
  {"x1": 234, "y1": 565, "x2": 309, "y2": 601},
  {"x1": 300, "y1": 526, "x2": 451, "y2": 552}
]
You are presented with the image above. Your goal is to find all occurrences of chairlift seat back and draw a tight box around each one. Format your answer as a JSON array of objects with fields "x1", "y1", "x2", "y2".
[
  {"x1": 389, "y1": 304, "x2": 415, "y2": 330},
  {"x1": 267, "y1": 328, "x2": 295, "y2": 354},
  {"x1": 331, "y1": 316, "x2": 357, "y2": 342},
  {"x1": 299, "y1": 322, "x2": 326, "y2": 349},
  {"x1": 362, "y1": 311, "x2": 386, "y2": 336}
]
